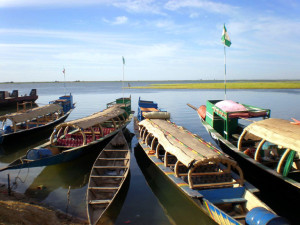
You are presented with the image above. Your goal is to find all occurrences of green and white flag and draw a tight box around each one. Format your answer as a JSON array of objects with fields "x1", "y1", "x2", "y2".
[
  {"x1": 221, "y1": 24, "x2": 231, "y2": 47},
  {"x1": 122, "y1": 56, "x2": 125, "y2": 65}
]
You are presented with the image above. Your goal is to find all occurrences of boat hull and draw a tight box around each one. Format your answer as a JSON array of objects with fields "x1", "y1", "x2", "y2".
[
  {"x1": 87, "y1": 131, "x2": 130, "y2": 225},
  {"x1": 134, "y1": 118, "x2": 245, "y2": 225},
  {"x1": 2, "y1": 119, "x2": 132, "y2": 171},
  {"x1": 0, "y1": 109, "x2": 73, "y2": 145},
  {"x1": 0, "y1": 95, "x2": 38, "y2": 108},
  {"x1": 200, "y1": 117, "x2": 299, "y2": 224}
]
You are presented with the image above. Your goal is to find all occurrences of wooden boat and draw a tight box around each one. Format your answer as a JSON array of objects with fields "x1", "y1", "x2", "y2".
[
  {"x1": 0, "y1": 89, "x2": 38, "y2": 108},
  {"x1": 0, "y1": 97, "x2": 133, "y2": 171},
  {"x1": 86, "y1": 131, "x2": 130, "y2": 225},
  {"x1": 135, "y1": 98, "x2": 288, "y2": 225},
  {"x1": 188, "y1": 100, "x2": 299, "y2": 223},
  {"x1": 0, "y1": 94, "x2": 74, "y2": 145}
]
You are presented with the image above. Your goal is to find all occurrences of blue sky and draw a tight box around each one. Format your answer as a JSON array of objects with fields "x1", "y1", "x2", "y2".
[{"x1": 0, "y1": 0, "x2": 299, "y2": 82}]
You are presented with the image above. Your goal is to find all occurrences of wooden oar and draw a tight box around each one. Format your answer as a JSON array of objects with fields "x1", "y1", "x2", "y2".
[{"x1": 187, "y1": 103, "x2": 198, "y2": 111}]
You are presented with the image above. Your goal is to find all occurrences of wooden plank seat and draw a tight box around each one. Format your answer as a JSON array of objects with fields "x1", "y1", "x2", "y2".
[
  {"x1": 200, "y1": 186, "x2": 246, "y2": 205},
  {"x1": 94, "y1": 166, "x2": 127, "y2": 169},
  {"x1": 89, "y1": 200, "x2": 111, "y2": 205},
  {"x1": 210, "y1": 197, "x2": 247, "y2": 205},
  {"x1": 91, "y1": 175, "x2": 125, "y2": 178},
  {"x1": 102, "y1": 149, "x2": 129, "y2": 151},
  {"x1": 98, "y1": 158, "x2": 126, "y2": 160},
  {"x1": 88, "y1": 187, "x2": 119, "y2": 190}
]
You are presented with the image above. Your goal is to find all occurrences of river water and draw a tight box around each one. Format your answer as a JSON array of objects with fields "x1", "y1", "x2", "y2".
[{"x1": 0, "y1": 81, "x2": 299, "y2": 224}]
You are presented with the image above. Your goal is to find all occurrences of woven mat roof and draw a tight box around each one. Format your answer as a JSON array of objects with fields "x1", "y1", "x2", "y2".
[
  {"x1": 244, "y1": 118, "x2": 300, "y2": 153},
  {"x1": 61, "y1": 104, "x2": 125, "y2": 129},
  {"x1": 0, "y1": 104, "x2": 62, "y2": 123},
  {"x1": 139, "y1": 119, "x2": 227, "y2": 167}
]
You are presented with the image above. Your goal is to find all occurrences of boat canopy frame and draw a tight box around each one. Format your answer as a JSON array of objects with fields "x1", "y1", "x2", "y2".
[
  {"x1": 50, "y1": 105, "x2": 128, "y2": 146},
  {"x1": 0, "y1": 104, "x2": 63, "y2": 132},
  {"x1": 138, "y1": 119, "x2": 244, "y2": 189},
  {"x1": 237, "y1": 118, "x2": 300, "y2": 176}
]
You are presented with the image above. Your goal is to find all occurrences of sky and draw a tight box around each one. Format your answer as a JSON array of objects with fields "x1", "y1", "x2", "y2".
[{"x1": 0, "y1": 0, "x2": 300, "y2": 82}]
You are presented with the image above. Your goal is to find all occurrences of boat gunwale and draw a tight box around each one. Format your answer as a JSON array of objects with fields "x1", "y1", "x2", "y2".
[
  {"x1": 86, "y1": 131, "x2": 130, "y2": 225},
  {"x1": 0, "y1": 113, "x2": 133, "y2": 171},
  {"x1": 134, "y1": 117, "x2": 245, "y2": 225},
  {"x1": 198, "y1": 113, "x2": 300, "y2": 190}
]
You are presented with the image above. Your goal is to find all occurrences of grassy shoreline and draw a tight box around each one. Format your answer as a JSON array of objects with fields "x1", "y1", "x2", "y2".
[{"x1": 129, "y1": 82, "x2": 300, "y2": 89}]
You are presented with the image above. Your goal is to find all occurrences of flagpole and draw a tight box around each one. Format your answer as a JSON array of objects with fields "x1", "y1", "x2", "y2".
[
  {"x1": 63, "y1": 67, "x2": 66, "y2": 96},
  {"x1": 224, "y1": 46, "x2": 227, "y2": 100},
  {"x1": 122, "y1": 57, "x2": 124, "y2": 104},
  {"x1": 221, "y1": 23, "x2": 231, "y2": 100}
]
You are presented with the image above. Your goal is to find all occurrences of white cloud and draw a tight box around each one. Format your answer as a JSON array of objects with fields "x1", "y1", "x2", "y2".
[
  {"x1": 189, "y1": 12, "x2": 199, "y2": 18},
  {"x1": 0, "y1": 0, "x2": 109, "y2": 8},
  {"x1": 103, "y1": 16, "x2": 128, "y2": 25},
  {"x1": 114, "y1": 16, "x2": 128, "y2": 24},
  {"x1": 164, "y1": 0, "x2": 238, "y2": 15},
  {"x1": 0, "y1": 0, "x2": 163, "y2": 14}
]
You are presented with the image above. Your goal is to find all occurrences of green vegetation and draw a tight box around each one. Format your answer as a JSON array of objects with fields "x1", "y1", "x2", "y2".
[{"x1": 129, "y1": 82, "x2": 300, "y2": 89}]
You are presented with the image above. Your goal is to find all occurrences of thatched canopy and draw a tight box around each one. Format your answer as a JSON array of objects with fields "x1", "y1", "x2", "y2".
[
  {"x1": 58, "y1": 104, "x2": 125, "y2": 130},
  {"x1": 0, "y1": 104, "x2": 62, "y2": 123},
  {"x1": 139, "y1": 119, "x2": 233, "y2": 167},
  {"x1": 243, "y1": 118, "x2": 300, "y2": 153}
]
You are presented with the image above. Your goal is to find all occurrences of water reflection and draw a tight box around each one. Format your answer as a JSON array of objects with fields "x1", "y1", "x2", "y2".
[
  {"x1": 0, "y1": 139, "x2": 46, "y2": 163},
  {"x1": 97, "y1": 172, "x2": 131, "y2": 225},
  {"x1": 134, "y1": 145, "x2": 217, "y2": 225},
  {"x1": 1, "y1": 82, "x2": 300, "y2": 223},
  {"x1": 24, "y1": 151, "x2": 95, "y2": 201}
]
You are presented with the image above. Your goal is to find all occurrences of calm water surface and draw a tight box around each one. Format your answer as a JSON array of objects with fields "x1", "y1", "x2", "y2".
[{"x1": 0, "y1": 82, "x2": 299, "y2": 224}]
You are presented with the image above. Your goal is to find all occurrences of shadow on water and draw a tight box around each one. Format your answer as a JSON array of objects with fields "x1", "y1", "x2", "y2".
[
  {"x1": 23, "y1": 150, "x2": 97, "y2": 201},
  {"x1": 0, "y1": 139, "x2": 47, "y2": 163},
  {"x1": 96, "y1": 172, "x2": 131, "y2": 225},
  {"x1": 22, "y1": 129, "x2": 134, "y2": 219},
  {"x1": 134, "y1": 145, "x2": 217, "y2": 225}
]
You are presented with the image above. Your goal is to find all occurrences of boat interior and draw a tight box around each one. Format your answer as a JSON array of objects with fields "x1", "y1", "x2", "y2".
[
  {"x1": 237, "y1": 129, "x2": 300, "y2": 182},
  {"x1": 202, "y1": 100, "x2": 300, "y2": 181},
  {"x1": 137, "y1": 119, "x2": 270, "y2": 224},
  {"x1": 87, "y1": 132, "x2": 130, "y2": 224}
]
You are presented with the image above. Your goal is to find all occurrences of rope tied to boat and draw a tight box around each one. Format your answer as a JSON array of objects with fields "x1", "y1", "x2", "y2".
[{"x1": 11, "y1": 168, "x2": 30, "y2": 190}]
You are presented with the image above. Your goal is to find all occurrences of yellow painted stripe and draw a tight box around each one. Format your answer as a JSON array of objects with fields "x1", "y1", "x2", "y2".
[
  {"x1": 177, "y1": 183, "x2": 189, "y2": 187},
  {"x1": 165, "y1": 172, "x2": 174, "y2": 175}
]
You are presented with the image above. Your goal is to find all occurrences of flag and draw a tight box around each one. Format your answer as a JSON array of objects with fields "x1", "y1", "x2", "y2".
[
  {"x1": 62, "y1": 68, "x2": 65, "y2": 75},
  {"x1": 122, "y1": 56, "x2": 125, "y2": 65},
  {"x1": 221, "y1": 24, "x2": 231, "y2": 47}
]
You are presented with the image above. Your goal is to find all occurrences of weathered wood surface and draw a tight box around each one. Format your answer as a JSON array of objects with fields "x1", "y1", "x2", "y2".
[
  {"x1": 139, "y1": 119, "x2": 230, "y2": 167},
  {"x1": 87, "y1": 131, "x2": 130, "y2": 225}
]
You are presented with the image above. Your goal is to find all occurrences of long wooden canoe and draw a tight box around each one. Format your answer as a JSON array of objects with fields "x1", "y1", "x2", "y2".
[
  {"x1": 87, "y1": 131, "x2": 130, "y2": 225},
  {"x1": 135, "y1": 98, "x2": 288, "y2": 225}
]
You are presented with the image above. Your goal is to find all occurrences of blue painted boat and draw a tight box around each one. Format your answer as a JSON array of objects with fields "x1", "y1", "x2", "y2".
[
  {"x1": 0, "y1": 97, "x2": 133, "y2": 171},
  {"x1": 135, "y1": 98, "x2": 289, "y2": 225},
  {"x1": 0, "y1": 94, "x2": 75, "y2": 145}
]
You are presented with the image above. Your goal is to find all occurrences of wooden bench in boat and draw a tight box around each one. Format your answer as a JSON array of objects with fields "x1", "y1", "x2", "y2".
[
  {"x1": 200, "y1": 186, "x2": 246, "y2": 205},
  {"x1": 91, "y1": 175, "x2": 125, "y2": 178},
  {"x1": 88, "y1": 187, "x2": 119, "y2": 190},
  {"x1": 88, "y1": 200, "x2": 111, "y2": 205}
]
